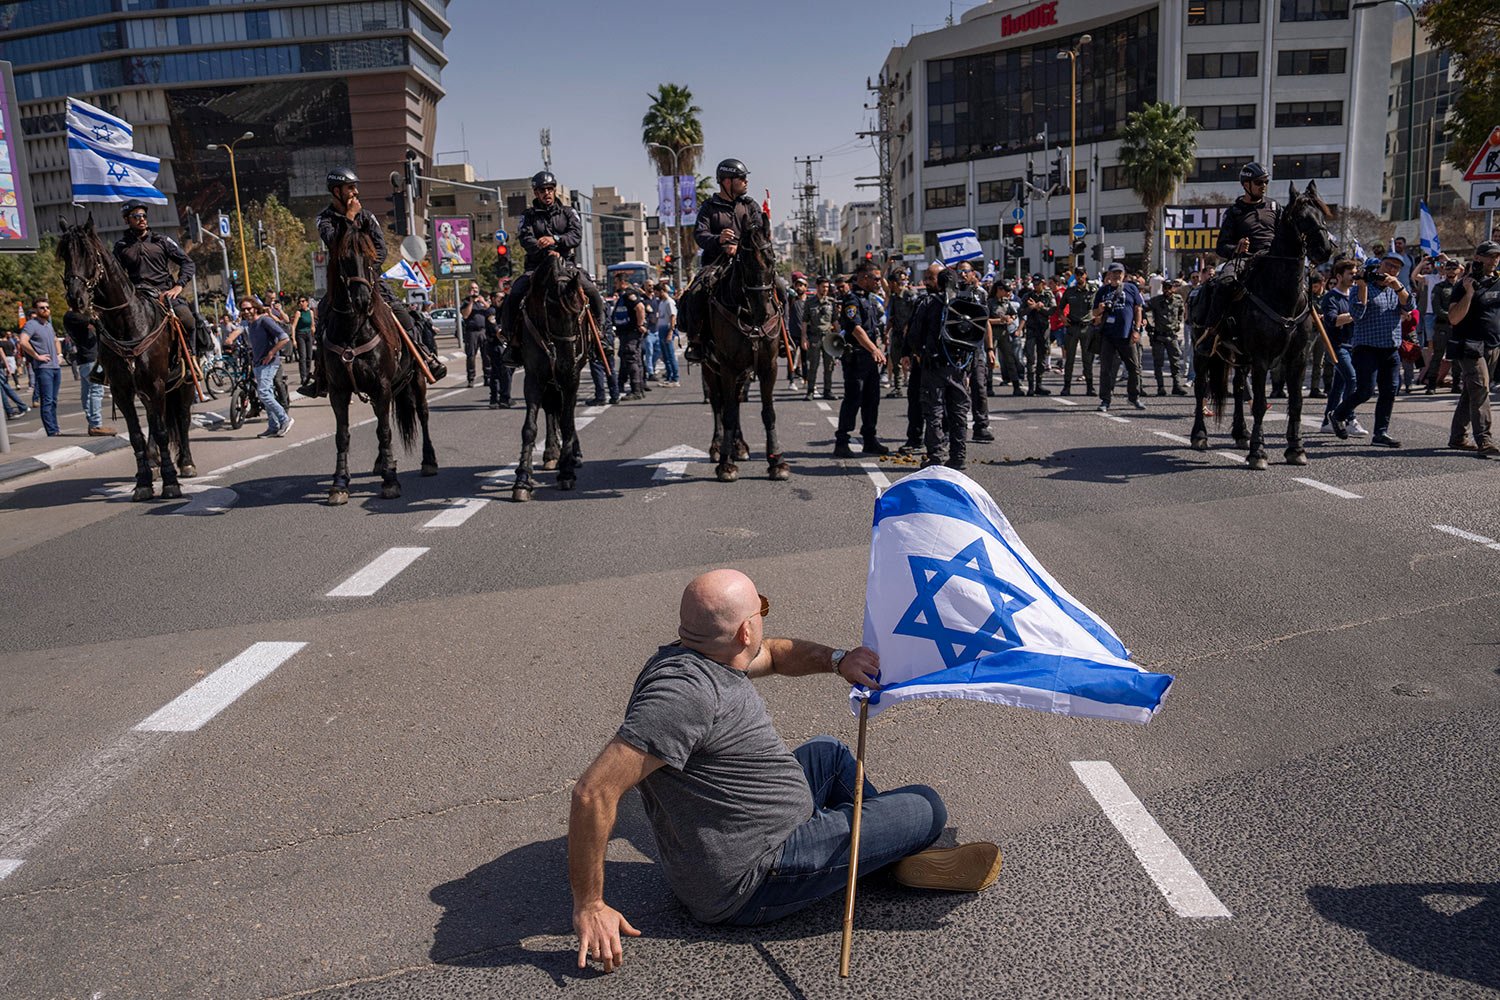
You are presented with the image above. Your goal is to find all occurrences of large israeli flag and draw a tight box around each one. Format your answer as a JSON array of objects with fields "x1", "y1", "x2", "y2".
[
  {"x1": 937, "y1": 228, "x2": 984, "y2": 265},
  {"x1": 856, "y1": 467, "x2": 1173, "y2": 724},
  {"x1": 66, "y1": 97, "x2": 167, "y2": 205},
  {"x1": 1418, "y1": 201, "x2": 1441, "y2": 258},
  {"x1": 65, "y1": 97, "x2": 135, "y2": 151}
]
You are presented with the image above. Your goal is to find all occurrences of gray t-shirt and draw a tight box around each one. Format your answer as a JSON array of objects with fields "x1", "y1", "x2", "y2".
[
  {"x1": 617, "y1": 644, "x2": 813, "y2": 923},
  {"x1": 22, "y1": 319, "x2": 60, "y2": 371}
]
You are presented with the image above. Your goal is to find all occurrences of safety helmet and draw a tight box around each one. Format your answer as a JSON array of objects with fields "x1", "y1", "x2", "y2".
[
  {"x1": 716, "y1": 158, "x2": 749, "y2": 181},
  {"x1": 326, "y1": 167, "x2": 359, "y2": 191},
  {"x1": 1239, "y1": 162, "x2": 1269, "y2": 183},
  {"x1": 531, "y1": 170, "x2": 557, "y2": 189},
  {"x1": 120, "y1": 199, "x2": 150, "y2": 217}
]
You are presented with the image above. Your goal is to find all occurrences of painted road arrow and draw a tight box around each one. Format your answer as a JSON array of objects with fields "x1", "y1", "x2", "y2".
[{"x1": 624, "y1": 444, "x2": 712, "y2": 481}]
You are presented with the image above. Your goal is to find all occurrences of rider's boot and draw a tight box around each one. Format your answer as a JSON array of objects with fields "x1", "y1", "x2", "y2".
[
  {"x1": 422, "y1": 348, "x2": 447, "y2": 383},
  {"x1": 297, "y1": 364, "x2": 326, "y2": 398}
]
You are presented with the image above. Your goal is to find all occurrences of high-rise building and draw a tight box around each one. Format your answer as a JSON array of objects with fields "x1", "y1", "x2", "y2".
[
  {"x1": 0, "y1": 0, "x2": 449, "y2": 244},
  {"x1": 1383, "y1": 16, "x2": 1462, "y2": 219}
]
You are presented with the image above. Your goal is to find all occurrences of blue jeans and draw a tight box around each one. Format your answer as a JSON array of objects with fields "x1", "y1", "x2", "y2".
[
  {"x1": 253, "y1": 362, "x2": 288, "y2": 431},
  {"x1": 659, "y1": 328, "x2": 679, "y2": 382},
  {"x1": 1332, "y1": 345, "x2": 1400, "y2": 436},
  {"x1": 1, "y1": 374, "x2": 24, "y2": 416},
  {"x1": 643, "y1": 329, "x2": 660, "y2": 377},
  {"x1": 1323, "y1": 343, "x2": 1356, "y2": 420},
  {"x1": 79, "y1": 361, "x2": 105, "y2": 428},
  {"x1": 32, "y1": 365, "x2": 60, "y2": 434},
  {"x1": 724, "y1": 737, "x2": 946, "y2": 926}
]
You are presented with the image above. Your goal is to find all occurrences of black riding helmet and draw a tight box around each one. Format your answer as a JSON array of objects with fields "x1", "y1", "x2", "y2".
[
  {"x1": 1239, "y1": 162, "x2": 1269, "y2": 183},
  {"x1": 120, "y1": 199, "x2": 149, "y2": 218},
  {"x1": 531, "y1": 170, "x2": 557, "y2": 190},
  {"x1": 716, "y1": 158, "x2": 749, "y2": 181},
  {"x1": 326, "y1": 166, "x2": 359, "y2": 191}
]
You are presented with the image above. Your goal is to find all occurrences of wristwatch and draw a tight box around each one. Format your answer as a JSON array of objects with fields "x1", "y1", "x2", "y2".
[{"x1": 830, "y1": 649, "x2": 847, "y2": 674}]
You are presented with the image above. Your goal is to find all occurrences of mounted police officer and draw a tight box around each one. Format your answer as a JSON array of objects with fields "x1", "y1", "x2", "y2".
[
  {"x1": 498, "y1": 170, "x2": 604, "y2": 365},
  {"x1": 1192, "y1": 161, "x2": 1282, "y2": 335},
  {"x1": 112, "y1": 200, "x2": 209, "y2": 355},
  {"x1": 681, "y1": 158, "x2": 767, "y2": 362},
  {"x1": 300, "y1": 166, "x2": 446, "y2": 397}
]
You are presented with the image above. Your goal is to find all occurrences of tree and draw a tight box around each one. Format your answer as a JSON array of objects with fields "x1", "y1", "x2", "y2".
[
  {"x1": 1117, "y1": 102, "x2": 1199, "y2": 267},
  {"x1": 642, "y1": 84, "x2": 704, "y2": 280},
  {"x1": 0, "y1": 237, "x2": 65, "y2": 333},
  {"x1": 1421, "y1": 0, "x2": 1500, "y2": 171},
  {"x1": 186, "y1": 194, "x2": 313, "y2": 305}
]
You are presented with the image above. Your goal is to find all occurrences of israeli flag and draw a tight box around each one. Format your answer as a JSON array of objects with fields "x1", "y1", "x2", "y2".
[
  {"x1": 1418, "y1": 201, "x2": 1441, "y2": 258},
  {"x1": 65, "y1": 97, "x2": 135, "y2": 152},
  {"x1": 66, "y1": 98, "x2": 166, "y2": 205},
  {"x1": 937, "y1": 228, "x2": 984, "y2": 265},
  {"x1": 1351, "y1": 240, "x2": 1368, "y2": 264},
  {"x1": 856, "y1": 467, "x2": 1173, "y2": 724}
]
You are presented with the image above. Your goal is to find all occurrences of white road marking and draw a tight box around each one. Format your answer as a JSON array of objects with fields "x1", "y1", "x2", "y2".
[
  {"x1": 815, "y1": 401, "x2": 832, "y2": 412},
  {"x1": 167, "y1": 484, "x2": 238, "y2": 516},
  {"x1": 0, "y1": 859, "x2": 22, "y2": 880},
  {"x1": 422, "y1": 497, "x2": 490, "y2": 528},
  {"x1": 35, "y1": 445, "x2": 94, "y2": 468},
  {"x1": 583, "y1": 404, "x2": 610, "y2": 416},
  {"x1": 1071, "y1": 761, "x2": 1232, "y2": 920},
  {"x1": 827, "y1": 415, "x2": 840, "y2": 428},
  {"x1": 1261, "y1": 413, "x2": 1323, "y2": 429},
  {"x1": 1053, "y1": 397, "x2": 1078, "y2": 407},
  {"x1": 200, "y1": 417, "x2": 375, "y2": 478},
  {"x1": 327, "y1": 546, "x2": 429, "y2": 597},
  {"x1": 430, "y1": 388, "x2": 466, "y2": 401},
  {"x1": 1096, "y1": 412, "x2": 1131, "y2": 424},
  {"x1": 478, "y1": 463, "x2": 517, "y2": 482},
  {"x1": 1433, "y1": 524, "x2": 1500, "y2": 551},
  {"x1": 1293, "y1": 477, "x2": 1362, "y2": 499},
  {"x1": 575, "y1": 416, "x2": 595, "y2": 431},
  {"x1": 1212, "y1": 450, "x2": 1248, "y2": 465},
  {"x1": 135, "y1": 642, "x2": 308, "y2": 732},
  {"x1": 1153, "y1": 431, "x2": 1193, "y2": 445},
  {"x1": 860, "y1": 461, "x2": 891, "y2": 492}
]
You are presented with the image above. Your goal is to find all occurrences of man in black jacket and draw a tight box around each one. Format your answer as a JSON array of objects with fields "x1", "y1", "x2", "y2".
[
  {"x1": 112, "y1": 200, "x2": 208, "y2": 354},
  {"x1": 498, "y1": 171, "x2": 603, "y2": 364},
  {"x1": 1192, "y1": 162, "x2": 1281, "y2": 334},
  {"x1": 681, "y1": 158, "x2": 765, "y2": 362}
]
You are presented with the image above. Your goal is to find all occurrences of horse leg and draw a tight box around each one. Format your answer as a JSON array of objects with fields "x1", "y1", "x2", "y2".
[
  {"x1": 173, "y1": 384, "x2": 197, "y2": 478},
  {"x1": 328, "y1": 390, "x2": 352, "y2": 505},
  {"x1": 1232, "y1": 367, "x2": 1250, "y2": 450},
  {"x1": 558, "y1": 376, "x2": 580, "y2": 491},
  {"x1": 1190, "y1": 351, "x2": 1210, "y2": 451},
  {"x1": 375, "y1": 394, "x2": 400, "y2": 499},
  {"x1": 118, "y1": 389, "x2": 155, "y2": 501},
  {"x1": 151, "y1": 400, "x2": 182, "y2": 500},
  {"x1": 762, "y1": 357, "x2": 789, "y2": 480},
  {"x1": 1247, "y1": 364, "x2": 1269, "y2": 470},
  {"x1": 1284, "y1": 342, "x2": 1309, "y2": 466},
  {"x1": 416, "y1": 381, "x2": 439, "y2": 476},
  {"x1": 542, "y1": 406, "x2": 561, "y2": 470},
  {"x1": 707, "y1": 369, "x2": 724, "y2": 463},
  {"x1": 718, "y1": 372, "x2": 741, "y2": 483},
  {"x1": 513, "y1": 367, "x2": 539, "y2": 501}
]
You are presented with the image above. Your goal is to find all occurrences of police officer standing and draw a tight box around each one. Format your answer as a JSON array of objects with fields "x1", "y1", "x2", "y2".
[
  {"x1": 1059, "y1": 267, "x2": 1098, "y2": 396},
  {"x1": 1146, "y1": 278, "x2": 1187, "y2": 395},
  {"x1": 909, "y1": 263, "x2": 977, "y2": 469},
  {"x1": 112, "y1": 200, "x2": 205, "y2": 354},
  {"x1": 460, "y1": 280, "x2": 494, "y2": 389},
  {"x1": 611, "y1": 272, "x2": 649, "y2": 400},
  {"x1": 886, "y1": 269, "x2": 917, "y2": 397},
  {"x1": 801, "y1": 276, "x2": 838, "y2": 400},
  {"x1": 833, "y1": 260, "x2": 889, "y2": 457},
  {"x1": 1020, "y1": 274, "x2": 1055, "y2": 396}
]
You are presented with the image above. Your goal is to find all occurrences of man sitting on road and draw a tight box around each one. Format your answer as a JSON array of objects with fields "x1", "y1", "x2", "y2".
[
  {"x1": 681, "y1": 158, "x2": 767, "y2": 363},
  {"x1": 568, "y1": 568, "x2": 1001, "y2": 972}
]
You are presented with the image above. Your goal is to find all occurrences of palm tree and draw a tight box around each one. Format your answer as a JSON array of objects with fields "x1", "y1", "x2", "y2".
[
  {"x1": 1116, "y1": 102, "x2": 1198, "y2": 268},
  {"x1": 641, "y1": 83, "x2": 704, "y2": 177}
]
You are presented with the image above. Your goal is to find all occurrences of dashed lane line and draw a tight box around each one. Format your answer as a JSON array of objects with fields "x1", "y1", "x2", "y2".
[
  {"x1": 1433, "y1": 524, "x2": 1500, "y2": 551},
  {"x1": 135, "y1": 642, "x2": 308, "y2": 732},
  {"x1": 1071, "y1": 761, "x2": 1232, "y2": 920},
  {"x1": 326, "y1": 546, "x2": 429, "y2": 597},
  {"x1": 1153, "y1": 431, "x2": 1193, "y2": 445},
  {"x1": 1096, "y1": 412, "x2": 1131, "y2": 424},
  {"x1": 0, "y1": 859, "x2": 22, "y2": 880},
  {"x1": 429, "y1": 387, "x2": 466, "y2": 402},
  {"x1": 422, "y1": 497, "x2": 491, "y2": 529},
  {"x1": 1052, "y1": 397, "x2": 1078, "y2": 407},
  {"x1": 1292, "y1": 477, "x2": 1362, "y2": 499},
  {"x1": 815, "y1": 401, "x2": 832, "y2": 412},
  {"x1": 199, "y1": 416, "x2": 376, "y2": 479},
  {"x1": 859, "y1": 460, "x2": 891, "y2": 493}
]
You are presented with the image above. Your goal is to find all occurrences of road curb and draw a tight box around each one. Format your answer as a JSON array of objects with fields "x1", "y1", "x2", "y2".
[{"x1": 0, "y1": 435, "x2": 130, "y2": 485}]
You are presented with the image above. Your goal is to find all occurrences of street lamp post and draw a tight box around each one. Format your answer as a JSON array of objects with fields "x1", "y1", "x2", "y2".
[
  {"x1": 206, "y1": 131, "x2": 255, "y2": 299},
  {"x1": 1057, "y1": 33, "x2": 1091, "y2": 265},
  {"x1": 646, "y1": 141, "x2": 703, "y2": 286},
  {"x1": 1354, "y1": 0, "x2": 1417, "y2": 219}
]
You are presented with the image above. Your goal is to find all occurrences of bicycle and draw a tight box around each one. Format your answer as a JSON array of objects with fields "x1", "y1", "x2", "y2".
[{"x1": 225, "y1": 344, "x2": 290, "y2": 430}]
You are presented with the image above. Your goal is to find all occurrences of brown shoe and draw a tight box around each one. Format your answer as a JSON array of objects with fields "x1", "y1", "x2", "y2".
[
  {"x1": 891, "y1": 842, "x2": 1002, "y2": 892},
  {"x1": 88, "y1": 426, "x2": 117, "y2": 436},
  {"x1": 1448, "y1": 439, "x2": 1476, "y2": 451}
]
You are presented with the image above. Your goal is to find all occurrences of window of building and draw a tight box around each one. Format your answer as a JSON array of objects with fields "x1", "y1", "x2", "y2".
[
  {"x1": 1187, "y1": 104, "x2": 1256, "y2": 130},
  {"x1": 1277, "y1": 48, "x2": 1346, "y2": 76},
  {"x1": 1271, "y1": 152, "x2": 1340, "y2": 178},
  {"x1": 978, "y1": 224, "x2": 1000, "y2": 241},
  {"x1": 1275, "y1": 101, "x2": 1343, "y2": 127},
  {"x1": 1100, "y1": 212, "x2": 1147, "y2": 232},
  {"x1": 978, "y1": 179, "x2": 1020, "y2": 203},
  {"x1": 1279, "y1": 0, "x2": 1348, "y2": 21},
  {"x1": 1185, "y1": 51, "x2": 1258, "y2": 79},
  {"x1": 924, "y1": 184, "x2": 966, "y2": 210},
  {"x1": 1187, "y1": 157, "x2": 1243, "y2": 183},
  {"x1": 924, "y1": 9, "x2": 1159, "y2": 166},
  {"x1": 1101, "y1": 165, "x2": 1131, "y2": 190},
  {"x1": 1186, "y1": 1, "x2": 1259, "y2": 26}
]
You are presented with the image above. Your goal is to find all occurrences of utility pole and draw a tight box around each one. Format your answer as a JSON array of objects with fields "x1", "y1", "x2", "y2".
[
  {"x1": 794, "y1": 155, "x2": 822, "y2": 271},
  {"x1": 539, "y1": 128, "x2": 552, "y2": 172},
  {"x1": 856, "y1": 70, "x2": 898, "y2": 259}
]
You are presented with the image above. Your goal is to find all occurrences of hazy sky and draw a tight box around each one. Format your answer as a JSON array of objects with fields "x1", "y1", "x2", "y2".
[{"x1": 432, "y1": 0, "x2": 980, "y2": 225}]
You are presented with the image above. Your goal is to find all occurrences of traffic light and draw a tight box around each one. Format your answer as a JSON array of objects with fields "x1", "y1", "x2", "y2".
[
  {"x1": 1043, "y1": 247, "x2": 1055, "y2": 264},
  {"x1": 1050, "y1": 154, "x2": 1069, "y2": 193},
  {"x1": 662, "y1": 252, "x2": 675, "y2": 280},
  {"x1": 1070, "y1": 239, "x2": 1087, "y2": 256},
  {"x1": 493, "y1": 240, "x2": 511, "y2": 278},
  {"x1": 1091, "y1": 244, "x2": 1103, "y2": 262},
  {"x1": 254, "y1": 220, "x2": 265, "y2": 250},
  {"x1": 385, "y1": 189, "x2": 409, "y2": 237},
  {"x1": 185, "y1": 214, "x2": 202, "y2": 242},
  {"x1": 1009, "y1": 222, "x2": 1025, "y2": 259}
]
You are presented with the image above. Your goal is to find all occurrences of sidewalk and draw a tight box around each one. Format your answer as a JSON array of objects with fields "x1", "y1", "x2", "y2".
[{"x1": 0, "y1": 394, "x2": 131, "y2": 483}]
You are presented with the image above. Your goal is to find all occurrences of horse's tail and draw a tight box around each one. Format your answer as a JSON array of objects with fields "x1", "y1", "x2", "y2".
[
  {"x1": 394, "y1": 375, "x2": 420, "y2": 452},
  {"x1": 1207, "y1": 351, "x2": 1231, "y2": 426}
]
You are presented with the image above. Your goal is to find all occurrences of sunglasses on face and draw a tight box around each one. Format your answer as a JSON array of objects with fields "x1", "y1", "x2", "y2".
[
  {"x1": 127, "y1": 212, "x2": 147, "y2": 219},
  {"x1": 756, "y1": 594, "x2": 770, "y2": 619}
]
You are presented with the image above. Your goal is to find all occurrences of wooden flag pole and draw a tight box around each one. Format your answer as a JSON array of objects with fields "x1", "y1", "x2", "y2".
[
  {"x1": 838, "y1": 698, "x2": 871, "y2": 978},
  {"x1": 1308, "y1": 301, "x2": 1338, "y2": 366}
]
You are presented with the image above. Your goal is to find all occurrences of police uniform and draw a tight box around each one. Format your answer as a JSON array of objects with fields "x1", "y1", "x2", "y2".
[
  {"x1": 679, "y1": 192, "x2": 768, "y2": 356},
  {"x1": 833, "y1": 286, "x2": 884, "y2": 453},
  {"x1": 887, "y1": 284, "x2": 918, "y2": 394},
  {"x1": 1060, "y1": 278, "x2": 1099, "y2": 394},
  {"x1": 501, "y1": 198, "x2": 603, "y2": 337},
  {"x1": 112, "y1": 229, "x2": 206, "y2": 352},
  {"x1": 613, "y1": 285, "x2": 648, "y2": 398},
  {"x1": 956, "y1": 286, "x2": 993, "y2": 436},
  {"x1": 1146, "y1": 288, "x2": 1186, "y2": 395},
  {"x1": 801, "y1": 292, "x2": 837, "y2": 399},
  {"x1": 910, "y1": 292, "x2": 975, "y2": 468},
  {"x1": 1194, "y1": 194, "x2": 1282, "y2": 332},
  {"x1": 1020, "y1": 284, "x2": 1056, "y2": 395}
]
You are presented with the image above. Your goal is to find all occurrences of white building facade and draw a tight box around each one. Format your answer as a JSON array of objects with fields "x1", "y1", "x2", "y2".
[{"x1": 882, "y1": 0, "x2": 1395, "y2": 274}]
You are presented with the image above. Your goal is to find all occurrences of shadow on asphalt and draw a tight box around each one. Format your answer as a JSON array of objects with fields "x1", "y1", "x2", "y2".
[
  {"x1": 1307, "y1": 882, "x2": 1499, "y2": 990},
  {"x1": 428, "y1": 790, "x2": 968, "y2": 990},
  {"x1": 1038, "y1": 445, "x2": 1231, "y2": 484}
]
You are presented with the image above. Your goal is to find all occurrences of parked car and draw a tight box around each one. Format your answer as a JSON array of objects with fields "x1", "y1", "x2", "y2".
[{"x1": 429, "y1": 307, "x2": 458, "y2": 341}]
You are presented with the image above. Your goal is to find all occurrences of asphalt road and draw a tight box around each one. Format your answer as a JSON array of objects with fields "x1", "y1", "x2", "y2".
[{"x1": 1, "y1": 359, "x2": 1497, "y2": 1000}]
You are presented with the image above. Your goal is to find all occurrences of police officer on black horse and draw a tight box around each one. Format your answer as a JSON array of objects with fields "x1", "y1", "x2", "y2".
[
  {"x1": 112, "y1": 200, "x2": 211, "y2": 359},
  {"x1": 1191, "y1": 161, "x2": 1281, "y2": 337},
  {"x1": 299, "y1": 166, "x2": 446, "y2": 397},
  {"x1": 498, "y1": 170, "x2": 605, "y2": 365},
  {"x1": 681, "y1": 158, "x2": 768, "y2": 363}
]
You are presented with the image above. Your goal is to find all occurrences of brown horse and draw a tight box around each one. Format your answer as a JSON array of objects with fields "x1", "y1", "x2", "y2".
[
  {"x1": 512, "y1": 251, "x2": 591, "y2": 501},
  {"x1": 57, "y1": 218, "x2": 197, "y2": 502},
  {"x1": 700, "y1": 209, "x2": 790, "y2": 483},
  {"x1": 321, "y1": 221, "x2": 437, "y2": 504}
]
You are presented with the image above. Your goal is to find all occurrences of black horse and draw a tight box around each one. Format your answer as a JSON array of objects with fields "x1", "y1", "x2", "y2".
[
  {"x1": 57, "y1": 217, "x2": 198, "y2": 502},
  {"x1": 322, "y1": 222, "x2": 437, "y2": 504},
  {"x1": 700, "y1": 210, "x2": 791, "y2": 483},
  {"x1": 1190, "y1": 181, "x2": 1335, "y2": 469},
  {"x1": 511, "y1": 251, "x2": 592, "y2": 501}
]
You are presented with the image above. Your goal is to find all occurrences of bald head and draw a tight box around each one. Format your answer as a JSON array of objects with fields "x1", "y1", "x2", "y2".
[{"x1": 678, "y1": 569, "x2": 760, "y2": 647}]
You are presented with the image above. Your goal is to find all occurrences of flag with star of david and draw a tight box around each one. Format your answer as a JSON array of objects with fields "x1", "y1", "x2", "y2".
[
  {"x1": 855, "y1": 466, "x2": 1173, "y2": 724},
  {"x1": 65, "y1": 98, "x2": 166, "y2": 205}
]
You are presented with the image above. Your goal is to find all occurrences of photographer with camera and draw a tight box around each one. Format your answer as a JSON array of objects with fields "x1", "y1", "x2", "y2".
[
  {"x1": 1446, "y1": 241, "x2": 1500, "y2": 457},
  {"x1": 1091, "y1": 263, "x2": 1146, "y2": 413},
  {"x1": 1329, "y1": 254, "x2": 1409, "y2": 447},
  {"x1": 460, "y1": 281, "x2": 495, "y2": 390}
]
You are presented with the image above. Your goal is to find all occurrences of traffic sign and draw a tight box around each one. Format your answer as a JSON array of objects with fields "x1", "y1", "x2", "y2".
[
  {"x1": 1072, "y1": 222, "x2": 1087, "y2": 238},
  {"x1": 218, "y1": 215, "x2": 230, "y2": 238},
  {"x1": 1472, "y1": 181, "x2": 1500, "y2": 211},
  {"x1": 400, "y1": 233, "x2": 427, "y2": 263},
  {"x1": 495, "y1": 228, "x2": 508, "y2": 243},
  {"x1": 1461, "y1": 125, "x2": 1500, "y2": 182},
  {"x1": 1010, "y1": 207, "x2": 1025, "y2": 221}
]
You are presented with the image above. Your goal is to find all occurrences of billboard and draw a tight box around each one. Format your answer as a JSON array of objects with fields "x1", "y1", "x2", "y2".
[
  {"x1": 657, "y1": 174, "x2": 699, "y2": 227},
  {"x1": 0, "y1": 61, "x2": 38, "y2": 251},
  {"x1": 432, "y1": 215, "x2": 473, "y2": 277},
  {"x1": 1162, "y1": 205, "x2": 1229, "y2": 252}
]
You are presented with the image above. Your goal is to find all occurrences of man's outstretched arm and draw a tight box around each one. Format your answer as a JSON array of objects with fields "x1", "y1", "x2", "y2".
[
  {"x1": 568, "y1": 737, "x2": 664, "y2": 972},
  {"x1": 746, "y1": 639, "x2": 880, "y2": 688}
]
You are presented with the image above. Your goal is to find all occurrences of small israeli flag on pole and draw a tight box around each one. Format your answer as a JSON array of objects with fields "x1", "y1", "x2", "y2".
[
  {"x1": 936, "y1": 228, "x2": 984, "y2": 265},
  {"x1": 1418, "y1": 201, "x2": 1441, "y2": 258}
]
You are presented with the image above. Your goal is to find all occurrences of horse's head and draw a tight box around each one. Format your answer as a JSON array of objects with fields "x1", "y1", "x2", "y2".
[
  {"x1": 56, "y1": 215, "x2": 106, "y2": 314},
  {"x1": 1285, "y1": 180, "x2": 1336, "y2": 265},
  {"x1": 333, "y1": 223, "x2": 379, "y2": 316},
  {"x1": 729, "y1": 207, "x2": 778, "y2": 326}
]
